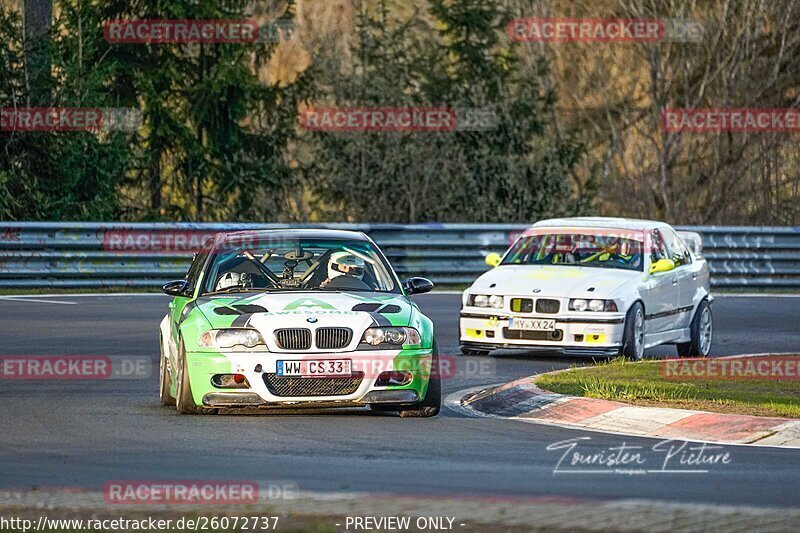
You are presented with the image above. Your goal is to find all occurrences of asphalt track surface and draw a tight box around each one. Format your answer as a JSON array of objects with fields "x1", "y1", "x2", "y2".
[{"x1": 1, "y1": 294, "x2": 799, "y2": 508}]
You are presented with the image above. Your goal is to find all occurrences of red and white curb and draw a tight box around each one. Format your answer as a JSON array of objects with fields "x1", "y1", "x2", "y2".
[{"x1": 450, "y1": 376, "x2": 800, "y2": 448}]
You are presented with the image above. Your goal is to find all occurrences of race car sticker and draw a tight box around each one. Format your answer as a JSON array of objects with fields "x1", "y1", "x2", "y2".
[{"x1": 283, "y1": 298, "x2": 336, "y2": 310}]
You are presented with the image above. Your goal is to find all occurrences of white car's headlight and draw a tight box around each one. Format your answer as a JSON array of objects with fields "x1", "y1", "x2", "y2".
[
  {"x1": 569, "y1": 299, "x2": 618, "y2": 312},
  {"x1": 360, "y1": 327, "x2": 421, "y2": 347},
  {"x1": 472, "y1": 294, "x2": 489, "y2": 307},
  {"x1": 469, "y1": 294, "x2": 504, "y2": 309},
  {"x1": 199, "y1": 328, "x2": 265, "y2": 348}
]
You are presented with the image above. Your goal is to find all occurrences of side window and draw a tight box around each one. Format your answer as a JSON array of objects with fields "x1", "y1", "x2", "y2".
[
  {"x1": 649, "y1": 230, "x2": 668, "y2": 263},
  {"x1": 185, "y1": 239, "x2": 213, "y2": 291},
  {"x1": 660, "y1": 228, "x2": 692, "y2": 266}
]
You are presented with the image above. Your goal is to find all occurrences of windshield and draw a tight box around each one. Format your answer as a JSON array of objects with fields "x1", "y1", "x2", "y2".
[
  {"x1": 502, "y1": 232, "x2": 644, "y2": 272},
  {"x1": 202, "y1": 239, "x2": 399, "y2": 294}
]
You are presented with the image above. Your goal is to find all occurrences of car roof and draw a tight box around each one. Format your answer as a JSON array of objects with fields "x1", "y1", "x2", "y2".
[
  {"x1": 215, "y1": 228, "x2": 371, "y2": 244},
  {"x1": 530, "y1": 217, "x2": 670, "y2": 232}
]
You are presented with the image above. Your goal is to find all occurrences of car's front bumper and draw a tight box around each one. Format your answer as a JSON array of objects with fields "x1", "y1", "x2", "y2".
[
  {"x1": 201, "y1": 389, "x2": 421, "y2": 408},
  {"x1": 184, "y1": 348, "x2": 433, "y2": 408},
  {"x1": 459, "y1": 311, "x2": 625, "y2": 354}
]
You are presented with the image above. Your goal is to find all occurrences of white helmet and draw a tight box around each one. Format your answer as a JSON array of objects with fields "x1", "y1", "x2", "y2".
[
  {"x1": 328, "y1": 251, "x2": 365, "y2": 280},
  {"x1": 216, "y1": 271, "x2": 251, "y2": 291}
]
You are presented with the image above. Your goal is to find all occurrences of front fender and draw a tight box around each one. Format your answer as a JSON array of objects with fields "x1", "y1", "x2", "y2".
[
  {"x1": 407, "y1": 303, "x2": 435, "y2": 350},
  {"x1": 177, "y1": 304, "x2": 213, "y2": 353},
  {"x1": 611, "y1": 274, "x2": 650, "y2": 315}
]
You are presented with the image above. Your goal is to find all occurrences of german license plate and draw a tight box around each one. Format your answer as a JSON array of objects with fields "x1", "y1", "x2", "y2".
[
  {"x1": 276, "y1": 359, "x2": 352, "y2": 377},
  {"x1": 508, "y1": 318, "x2": 556, "y2": 331}
]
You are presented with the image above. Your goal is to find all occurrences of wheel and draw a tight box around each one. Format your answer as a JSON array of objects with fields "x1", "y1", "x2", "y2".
[
  {"x1": 460, "y1": 345, "x2": 490, "y2": 356},
  {"x1": 620, "y1": 302, "x2": 645, "y2": 361},
  {"x1": 158, "y1": 335, "x2": 175, "y2": 407},
  {"x1": 370, "y1": 342, "x2": 441, "y2": 418},
  {"x1": 677, "y1": 300, "x2": 712, "y2": 358},
  {"x1": 399, "y1": 341, "x2": 441, "y2": 418},
  {"x1": 175, "y1": 339, "x2": 215, "y2": 415}
]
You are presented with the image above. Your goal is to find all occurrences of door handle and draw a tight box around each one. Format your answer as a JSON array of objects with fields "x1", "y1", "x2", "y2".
[
  {"x1": 692, "y1": 273, "x2": 697, "y2": 280},
  {"x1": 168, "y1": 302, "x2": 174, "y2": 309},
  {"x1": 672, "y1": 278, "x2": 678, "y2": 285}
]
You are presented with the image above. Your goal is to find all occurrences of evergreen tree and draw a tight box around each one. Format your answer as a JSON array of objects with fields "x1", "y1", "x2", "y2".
[
  {"x1": 424, "y1": 0, "x2": 586, "y2": 222},
  {"x1": 0, "y1": 3, "x2": 131, "y2": 220}
]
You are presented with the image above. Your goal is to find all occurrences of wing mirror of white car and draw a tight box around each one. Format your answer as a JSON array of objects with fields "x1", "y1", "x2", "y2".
[
  {"x1": 485, "y1": 252, "x2": 502, "y2": 268},
  {"x1": 649, "y1": 258, "x2": 676, "y2": 275}
]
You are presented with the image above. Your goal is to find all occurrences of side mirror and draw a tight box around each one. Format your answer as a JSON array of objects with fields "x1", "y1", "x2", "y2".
[
  {"x1": 649, "y1": 258, "x2": 676, "y2": 275},
  {"x1": 162, "y1": 280, "x2": 191, "y2": 297},
  {"x1": 485, "y1": 252, "x2": 502, "y2": 268},
  {"x1": 404, "y1": 277, "x2": 434, "y2": 295}
]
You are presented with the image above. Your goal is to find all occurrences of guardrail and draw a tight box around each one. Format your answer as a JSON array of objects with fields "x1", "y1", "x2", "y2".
[{"x1": 0, "y1": 222, "x2": 798, "y2": 289}]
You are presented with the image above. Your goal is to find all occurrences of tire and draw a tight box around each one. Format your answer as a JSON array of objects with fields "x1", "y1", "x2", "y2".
[
  {"x1": 370, "y1": 342, "x2": 441, "y2": 418},
  {"x1": 677, "y1": 300, "x2": 713, "y2": 358},
  {"x1": 620, "y1": 302, "x2": 645, "y2": 361},
  {"x1": 158, "y1": 335, "x2": 176, "y2": 407},
  {"x1": 175, "y1": 340, "x2": 215, "y2": 415},
  {"x1": 460, "y1": 345, "x2": 490, "y2": 356}
]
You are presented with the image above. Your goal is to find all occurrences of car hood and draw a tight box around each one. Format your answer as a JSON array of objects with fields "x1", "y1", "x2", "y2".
[
  {"x1": 470, "y1": 265, "x2": 641, "y2": 299},
  {"x1": 193, "y1": 291, "x2": 415, "y2": 331}
]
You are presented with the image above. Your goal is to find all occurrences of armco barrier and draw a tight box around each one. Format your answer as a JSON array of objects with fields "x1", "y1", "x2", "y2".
[{"x1": 0, "y1": 222, "x2": 798, "y2": 289}]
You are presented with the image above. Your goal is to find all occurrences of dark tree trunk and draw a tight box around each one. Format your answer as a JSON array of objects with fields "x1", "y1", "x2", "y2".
[{"x1": 23, "y1": 0, "x2": 52, "y2": 105}]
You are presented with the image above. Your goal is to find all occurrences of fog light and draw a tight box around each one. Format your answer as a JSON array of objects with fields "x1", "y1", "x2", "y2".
[
  {"x1": 375, "y1": 371, "x2": 413, "y2": 387},
  {"x1": 211, "y1": 374, "x2": 250, "y2": 389}
]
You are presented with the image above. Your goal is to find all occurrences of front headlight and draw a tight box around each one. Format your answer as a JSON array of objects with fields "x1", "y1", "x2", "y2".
[
  {"x1": 360, "y1": 327, "x2": 422, "y2": 347},
  {"x1": 569, "y1": 299, "x2": 618, "y2": 312},
  {"x1": 199, "y1": 328, "x2": 265, "y2": 348},
  {"x1": 472, "y1": 294, "x2": 489, "y2": 307},
  {"x1": 469, "y1": 294, "x2": 504, "y2": 309}
]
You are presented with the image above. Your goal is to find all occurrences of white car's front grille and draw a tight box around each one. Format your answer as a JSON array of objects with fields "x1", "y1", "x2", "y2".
[
  {"x1": 535, "y1": 299, "x2": 560, "y2": 314},
  {"x1": 509, "y1": 298, "x2": 561, "y2": 314}
]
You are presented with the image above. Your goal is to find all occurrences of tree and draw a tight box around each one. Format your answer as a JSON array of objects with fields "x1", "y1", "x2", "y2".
[
  {"x1": 302, "y1": 0, "x2": 585, "y2": 223},
  {"x1": 0, "y1": 3, "x2": 131, "y2": 221},
  {"x1": 423, "y1": 0, "x2": 586, "y2": 222},
  {"x1": 23, "y1": 0, "x2": 52, "y2": 105}
]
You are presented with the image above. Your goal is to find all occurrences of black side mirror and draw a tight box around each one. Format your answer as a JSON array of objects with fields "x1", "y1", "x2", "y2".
[
  {"x1": 404, "y1": 277, "x2": 434, "y2": 295},
  {"x1": 162, "y1": 280, "x2": 191, "y2": 297}
]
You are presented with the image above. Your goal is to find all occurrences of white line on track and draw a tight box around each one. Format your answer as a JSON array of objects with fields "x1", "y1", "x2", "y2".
[{"x1": 0, "y1": 296, "x2": 77, "y2": 305}]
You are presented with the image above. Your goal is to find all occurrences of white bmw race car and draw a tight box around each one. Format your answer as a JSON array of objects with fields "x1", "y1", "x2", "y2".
[{"x1": 459, "y1": 217, "x2": 712, "y2": 359}]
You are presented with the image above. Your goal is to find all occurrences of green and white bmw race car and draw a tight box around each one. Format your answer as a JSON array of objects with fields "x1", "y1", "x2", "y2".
[{"x1": 158, "y1": 229, "x2": 440, "y2": 417}]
